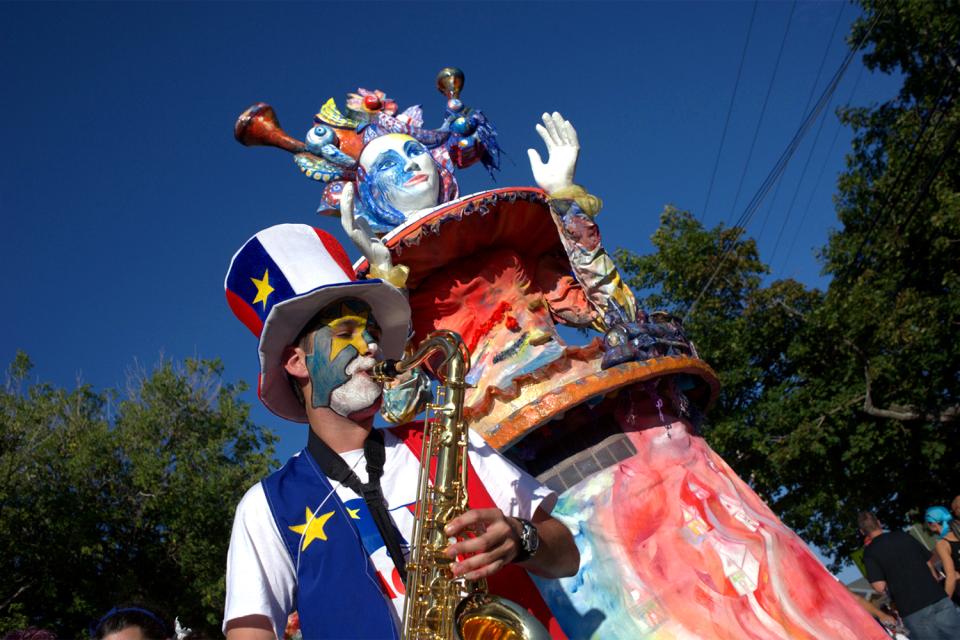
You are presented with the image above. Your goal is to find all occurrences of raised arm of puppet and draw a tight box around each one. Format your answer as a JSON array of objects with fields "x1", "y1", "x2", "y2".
[
  {"x1": 528, "y1": 112, "x2": 637, "y2": 328},
  {"x1": 527, "y1": 112, "x2": 578, "y2": 195},
  {"x1": 443, "y1": 505, "x2": 579, "y2": 580}
]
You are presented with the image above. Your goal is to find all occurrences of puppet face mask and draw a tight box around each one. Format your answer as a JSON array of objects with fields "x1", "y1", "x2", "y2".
[
  {"x1": 359, "y1": 133, "x2": 441, "y2": 215},
  {"x1": 304, "y1": 299, "x2": 384, "y2": 418}
]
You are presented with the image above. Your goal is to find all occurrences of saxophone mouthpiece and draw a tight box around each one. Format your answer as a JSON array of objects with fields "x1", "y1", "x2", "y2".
[{"x1": 374, "y1": 359, "x2": 400, "y2": 381}]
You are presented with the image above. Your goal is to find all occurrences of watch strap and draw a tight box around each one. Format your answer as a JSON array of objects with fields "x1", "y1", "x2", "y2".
[{"x1": 512, "y1": 517, "x2": 538, "y2": 564}]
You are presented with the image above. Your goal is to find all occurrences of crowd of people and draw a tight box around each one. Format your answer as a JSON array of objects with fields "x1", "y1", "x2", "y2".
[{"x1": 857, "y1": 495, "x2": 960, "y2": 639}]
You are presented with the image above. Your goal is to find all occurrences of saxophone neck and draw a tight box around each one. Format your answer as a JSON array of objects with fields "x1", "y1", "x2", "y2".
[{"x1": 373, "y1": 330, "x2": 470, "y2": 383}]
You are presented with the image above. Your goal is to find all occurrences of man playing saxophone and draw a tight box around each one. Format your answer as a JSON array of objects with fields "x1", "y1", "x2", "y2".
[{"x1": 221, "y1": 222, "x2": 578, "y2": 640}]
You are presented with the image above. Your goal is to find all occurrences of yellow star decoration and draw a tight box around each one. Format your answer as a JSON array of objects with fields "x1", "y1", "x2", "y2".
[
  {"x1": 326, "y1": 303, "x2": 371, "y2": 359},
  {"x1": 250, "y1": 269, "x2": 275, "y2": 310},
  {"x1": 288, "y1": 507, "x2": 335, "y2": 551},
  {"x1": 346, "y1": 506, "x2": 361, "y2": 520}
]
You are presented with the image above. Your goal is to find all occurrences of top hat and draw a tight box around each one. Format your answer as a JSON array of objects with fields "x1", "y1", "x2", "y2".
[{"x1": 225, "y1": 223, "x2": 410, "y2": 422}]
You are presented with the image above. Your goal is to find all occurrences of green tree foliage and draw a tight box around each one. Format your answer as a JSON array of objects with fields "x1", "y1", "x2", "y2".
[
  {"x1": 615, "y1": 0, "x2": 959, "y2": 568},
  {"x1": 0, "y1": 353, "x2": 277, "y2": 638}
]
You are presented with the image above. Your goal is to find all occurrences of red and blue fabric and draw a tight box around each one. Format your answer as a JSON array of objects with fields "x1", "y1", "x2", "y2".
[{"x1": 261, "y1": 451, "x2": 399, "y2": 640}]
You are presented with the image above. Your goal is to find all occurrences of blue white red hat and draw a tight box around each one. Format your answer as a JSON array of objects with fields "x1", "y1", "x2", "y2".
[{"x1": 225, "y1": 223, "x2": 410, "y2": 422}]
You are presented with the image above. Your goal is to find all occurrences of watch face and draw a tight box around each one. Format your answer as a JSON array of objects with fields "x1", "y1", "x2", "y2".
[{"x1": 523, "y1": 519, "x2": 540, "y2": 556}]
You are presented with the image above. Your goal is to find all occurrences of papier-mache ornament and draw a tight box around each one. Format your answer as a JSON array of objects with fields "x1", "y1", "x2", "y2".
[
  {"x1": 232, "y1": 69, "x2": 890, "y2": 640},
  {"x1": 235, "y1": 67, "x2": 498, "y2": 235}
]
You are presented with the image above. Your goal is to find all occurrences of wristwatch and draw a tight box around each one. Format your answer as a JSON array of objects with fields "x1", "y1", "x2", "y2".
[{"x1": 512, "y1": 517, "x2": 540, "y2": 563}]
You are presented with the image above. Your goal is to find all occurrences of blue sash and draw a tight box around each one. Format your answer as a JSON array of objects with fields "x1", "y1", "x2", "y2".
[{"x1": 261, "y1": 450, "x2": 400, "y2": 639}]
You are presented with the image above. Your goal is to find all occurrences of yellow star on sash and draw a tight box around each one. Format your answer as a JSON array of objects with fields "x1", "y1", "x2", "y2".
[
  {"x1": 250, "y1": 269, "x2": 274, "y2": 310},
  {"x1": 347, "y1": 507, "x2": 361, "y2": 520},
  {"x1": 327, "y1": 303, "x2": 371, "y2": 359},
  {"x1": 289, "y1": 507, "x2": 335, "y2": 551}
]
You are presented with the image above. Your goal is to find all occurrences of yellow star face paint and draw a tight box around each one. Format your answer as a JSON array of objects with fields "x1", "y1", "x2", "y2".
[
  {"x1": 304, "y1": 299, "x2": 385, "y2": 416},
  {"x1": 325, "y1": 303, "x2": 375, "y2": 360}
]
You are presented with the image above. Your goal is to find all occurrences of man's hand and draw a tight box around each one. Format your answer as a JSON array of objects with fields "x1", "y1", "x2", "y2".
[
  {"x1": 877, "y1": 611, "x2": 897, "y2": 627},
  {"x1": 340, "y1": 182, "x2": 392, "y2": 272},
  {"x1": 444, "y1": 506, "x2": 579, "y2": 580},
  {"x1": 444, "y1": 508, "x2": 520, "y2": 580},
  {"x1": 527, "y1": 112, "x2": 579, "y2": 195}
]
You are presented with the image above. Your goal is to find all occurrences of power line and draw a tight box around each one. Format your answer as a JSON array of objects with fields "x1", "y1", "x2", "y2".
[
  {"x1": 902, "y1": 118, "x2": 960, "y2": 223},
  {"x1": 683, "y1": 8, "x2": 883, "y2": 321},
  {"x1": 725, "y1": 1, "x2": 797, "y2": 228},
  {"x1": 767, "y1": 2, "x2": 847, "y2": 263},
  {"x1": 700, "y1": 0, "x2": 759, "y2": 223},
  {"x1": 755, "y1": 1, "x2": 845, "y2": 248},
  {"x1": 841, "y1": 65, "x2": 959, "y2": 277},
  {"x1": 754, "y1": 168, "x2": 784, "y2": 243},
  {"x1": 779, "y1": 62, "x2": 867, "y2": 274}
]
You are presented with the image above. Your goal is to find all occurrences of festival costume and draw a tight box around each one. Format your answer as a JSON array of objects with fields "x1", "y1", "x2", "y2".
[
  {"x1": 224, "y1": 425, "x2": 557, "y2": 639},
  {"x1": 233, "y1": 70, "x2": 889, "y2": 639},
  {"x1": 223, "y1": 222, "x2": 564, "y2": 638}
]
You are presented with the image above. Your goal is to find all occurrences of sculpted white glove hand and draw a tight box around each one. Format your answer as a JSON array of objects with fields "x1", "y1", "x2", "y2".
[
  {"x1": 339, "y1": 182, "x2": 393, "y2": 273},
  {"x1": 527, "y1": 112, "x2": 579, "y2": 195}
]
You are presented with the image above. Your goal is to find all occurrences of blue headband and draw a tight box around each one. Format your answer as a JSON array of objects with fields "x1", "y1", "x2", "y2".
[{"x1": 92, "y1": 607, "x2": 170, "y2": 638}]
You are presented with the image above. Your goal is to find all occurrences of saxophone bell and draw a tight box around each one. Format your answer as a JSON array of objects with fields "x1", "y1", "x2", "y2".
[{"x1": 456, "y1": 592, "x2": 549, "y2": 640}]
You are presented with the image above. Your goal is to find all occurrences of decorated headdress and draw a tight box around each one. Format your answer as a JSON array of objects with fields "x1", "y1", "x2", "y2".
[
  {"x1": 234, "y1": 67, "x2": 500, "y2": 234},
  {"x1": 224, "y1": 224, "x2": 410, "y2": 422}
]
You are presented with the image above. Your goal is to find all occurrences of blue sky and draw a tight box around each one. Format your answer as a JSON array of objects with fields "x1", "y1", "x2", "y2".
[{"x1": 2, "y1": 0, "x2": 900, "y2": 566}]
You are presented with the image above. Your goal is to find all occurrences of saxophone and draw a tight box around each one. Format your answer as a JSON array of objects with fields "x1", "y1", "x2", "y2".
[{"x1": 373, "y1": 330, "x2": 550, "y2": 640}]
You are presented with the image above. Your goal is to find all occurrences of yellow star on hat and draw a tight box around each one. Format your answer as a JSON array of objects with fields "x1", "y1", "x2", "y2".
[{"x1": 250, "y1": 269, "x2": 274, "y2": 310}]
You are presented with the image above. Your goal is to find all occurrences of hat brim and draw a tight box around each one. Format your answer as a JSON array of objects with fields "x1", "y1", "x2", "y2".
[{"x1": 257, "y1": 279, "x2": 410, "y2": 423}]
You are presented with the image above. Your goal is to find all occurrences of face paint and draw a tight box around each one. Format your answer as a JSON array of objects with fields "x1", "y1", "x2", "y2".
[
  {"x1": 359, "y1": 133, "x2": 440, "y2": 215},
  {"x1": 304, "y1": 299, "x2": 385, "y2": 416}
]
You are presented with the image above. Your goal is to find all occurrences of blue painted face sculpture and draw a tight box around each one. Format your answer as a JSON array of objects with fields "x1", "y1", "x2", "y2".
[
  {"x1": 303, "y1": 299, "x2": 384, "y2": 417},
  {"x1": 358, "y1": 133, "x2": 441, "y2": 217}
]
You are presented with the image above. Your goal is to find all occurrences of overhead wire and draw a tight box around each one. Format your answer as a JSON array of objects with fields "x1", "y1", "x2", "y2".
[
  {"x1": 779, "y1": 62, "x2": 867, "y2": 275},
  {"x1": 700, "y1": 0, "x2": 759, "y2": 223},
  {"x1": 724, "y1": 1, "x2": 798, "y2": 228},
  {"x1": 755, "y1": 1, "x2": 845, "y2": 246},
  {"x1": 841, "y1": 63, "x2": 959, "y2": 276},
  {"x1": 767, "y1": 2, "x2": 847, "y2": 263},
  {"x1": 683, "y1": 8, "x2": 884, "y2": 321}
]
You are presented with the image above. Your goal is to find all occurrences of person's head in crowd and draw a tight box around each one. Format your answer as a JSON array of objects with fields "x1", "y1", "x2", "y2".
[
  {"x1": 924, "y1": 505, "x2": 954, "y2": 539},
  {"x1": 92, "y1": 605, "x2": 172, "y2": 640},
  {"x1": 3, "y1": 628, "x2": 56, "y2": 640},
  {"x1": 951, "y1": 495, "x2": 960, "y2": 519},
  {"x1": 857, "y1": 511, "x2": 882, "y2": 539}
]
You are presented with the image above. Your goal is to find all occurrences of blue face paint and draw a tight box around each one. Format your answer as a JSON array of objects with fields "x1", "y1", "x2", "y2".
[
  {"x1": 368, "y1": 139, "x2": 436, "y2": 209},
  {"x1": 303, "y1": 299, "x2": 382, "y2": 410},
  {"x1": 370, "y1": 140, "x2": 429, "y2": 199},
  {"x1": 356, "y1": 133, "x2": 442, "y2": 232}
]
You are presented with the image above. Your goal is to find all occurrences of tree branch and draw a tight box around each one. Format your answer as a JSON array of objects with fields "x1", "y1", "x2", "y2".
[
  {"x1": 0, "y1": 582, "x2": 32, "y2": 613},
  {"x1": 863, "y1": 365, "x2": 959, "y2": 422}
]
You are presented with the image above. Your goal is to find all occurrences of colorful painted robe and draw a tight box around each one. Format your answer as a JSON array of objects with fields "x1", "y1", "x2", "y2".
[
  {"x1": 531, "y1": 413, "x2": 887, "y2": 639},
  {"x1": 362, "y1": 187, "x2": 889, "y2": 639}
]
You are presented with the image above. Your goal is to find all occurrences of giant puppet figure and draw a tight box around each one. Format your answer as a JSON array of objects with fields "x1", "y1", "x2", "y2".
[{"x1": 235, "y1": 69, "x2": 889, "y2": 640}]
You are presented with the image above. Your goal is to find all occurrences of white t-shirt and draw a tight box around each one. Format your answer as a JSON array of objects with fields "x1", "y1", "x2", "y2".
[{"x1": 223, "y1": 428, "x2": 556, "y2": 638}]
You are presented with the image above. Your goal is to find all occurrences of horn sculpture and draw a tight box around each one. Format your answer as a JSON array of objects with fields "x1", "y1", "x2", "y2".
[{"x1": 234, "y1": 102, "x2": 306, "y2": 154}]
